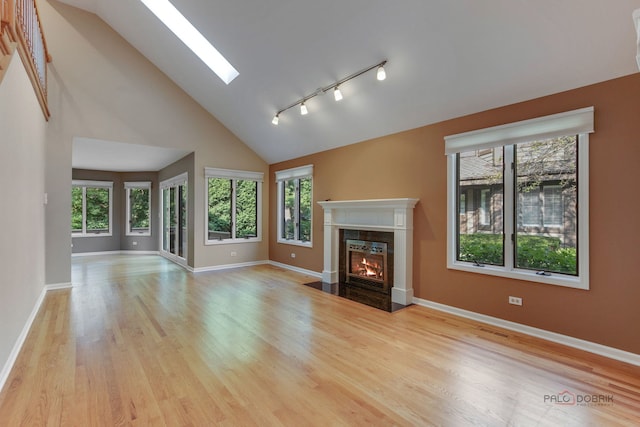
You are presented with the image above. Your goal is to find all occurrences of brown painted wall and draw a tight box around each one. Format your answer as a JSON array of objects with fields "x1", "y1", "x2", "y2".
[{"x1": 269, "y1": 73, "x2": 640, "y2": 355}]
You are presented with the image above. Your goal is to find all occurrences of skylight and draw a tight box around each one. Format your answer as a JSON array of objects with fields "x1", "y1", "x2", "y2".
[{"x1": 140, "y1": 0, "x2": 239, "y2": 84}]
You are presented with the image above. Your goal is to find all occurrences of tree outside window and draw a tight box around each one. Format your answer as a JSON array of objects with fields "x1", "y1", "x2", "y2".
[
  {"x1": 205, "y1": 168, "x2": 262, "y2": 243},
  {"x1": 126, "y1": 182, "x2": 151, "y2": 236},
  {"x1": 71, "y1": 180, "x2": 113, "y2": 236},
  {"x1": 276, "y1": 165, "x2": 313, "y2": 246}
]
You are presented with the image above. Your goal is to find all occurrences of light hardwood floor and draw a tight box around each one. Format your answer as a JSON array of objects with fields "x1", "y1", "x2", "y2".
[{"x1": 0, "y1": 255, "x2": 639, "y2": 426}]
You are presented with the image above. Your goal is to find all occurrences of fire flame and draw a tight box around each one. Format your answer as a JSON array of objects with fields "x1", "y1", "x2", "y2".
[{"x1": 359, "y1": 257, "x2": 383, "y2": 279}]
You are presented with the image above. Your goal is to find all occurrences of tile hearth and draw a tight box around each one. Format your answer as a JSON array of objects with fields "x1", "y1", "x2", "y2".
[{"x1": 302, "y1": 281, "x2": 410, "y2": 312}]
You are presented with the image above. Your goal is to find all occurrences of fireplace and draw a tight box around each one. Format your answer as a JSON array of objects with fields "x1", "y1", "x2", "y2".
[
  {"x1": 338, "y1": 230, "x2": 394, "y2": 310},
  {"x1": 318, "y1": 198, "x2": 419, "y2": 306},
  {"x1": 346, "y1": 239, "x2": 388, "y2": 290}
]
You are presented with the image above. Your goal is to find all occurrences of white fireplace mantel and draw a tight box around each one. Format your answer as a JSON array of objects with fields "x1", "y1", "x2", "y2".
[{"x1": 317, "y1": 198, "x2": 419, "y2": 305}]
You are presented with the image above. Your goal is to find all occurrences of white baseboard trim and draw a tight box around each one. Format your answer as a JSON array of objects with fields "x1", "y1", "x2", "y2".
[
  {"x1": 413, "y1": 297, "x2": 640, "y2": 367},
  {"x1": 190, "y1": 260, "x2": 269, "y2": 273},
  {"x1": 45, "y1": 282, "x2": 73, "y2": 290},
  {"x1": 72, "y1": 250, "x2": 119, "y2": 257},
  {"x1": 0, "y1": 285, "x2": 47, "y2": 393},
  {"x1": 269, "y1": 261, "x2": 323, "y2": 279},
  {"x1": 72, "y1": 250, "x2": 159, "y2": 257},
  {"x1": 1, "y1": 282, "x2": 75, "y2": 392}
]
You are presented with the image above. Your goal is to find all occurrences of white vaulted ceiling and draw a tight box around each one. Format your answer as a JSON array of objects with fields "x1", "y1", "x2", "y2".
[{"x1": 59, "y1": 0, "x2": 640, "y2": 164}]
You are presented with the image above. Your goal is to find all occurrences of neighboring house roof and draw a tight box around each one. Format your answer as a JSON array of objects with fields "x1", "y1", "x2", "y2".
[
  {"x1": 459, "y1": 152, "x2": 502, "y2": 185},
  {"x1": 460, "y1": 149, "x2": 576, "y2": 186}
]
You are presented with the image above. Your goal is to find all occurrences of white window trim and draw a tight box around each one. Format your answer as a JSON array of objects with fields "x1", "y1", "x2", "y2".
[
  {"x1": 125, "y1": 181, "x2": 152, "y2": 237},
  {"x1": 204, "y1": 167, "x2": 263, "y2": 245},
  {"x1": 160, "y1": 172, "x2": 187, "y2": 189},
  {"x1": 275, "y1": 165, "x2": 313, "y2": 248},
  {"x1": 445, "y1": 108, "x2": 592, "y2": 290},
  {"x1": 274, "y1": 164, "x2": 313, "y2": 182},
  {"x1": 72, "y1": 180, "x2": 113, "y2": 237}
]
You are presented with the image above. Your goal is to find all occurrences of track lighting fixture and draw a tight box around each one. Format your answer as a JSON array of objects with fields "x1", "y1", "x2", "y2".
[{"x1": 271, "y1": 60, "x2": 387, "y2": 125}]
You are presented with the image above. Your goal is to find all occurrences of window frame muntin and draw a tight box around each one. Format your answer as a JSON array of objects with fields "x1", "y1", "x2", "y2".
[
  {"x1": 446, "y1": 108, "x2": 591, "y2": 290},
  {"x1": 204, "y1": 167, "x2": 263, "y2": 245}
]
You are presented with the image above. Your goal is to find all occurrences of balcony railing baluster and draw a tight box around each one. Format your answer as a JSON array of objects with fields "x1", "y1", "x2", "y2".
[{"x1": 1, "y1": 0, "x2": 50, "y2": 118}]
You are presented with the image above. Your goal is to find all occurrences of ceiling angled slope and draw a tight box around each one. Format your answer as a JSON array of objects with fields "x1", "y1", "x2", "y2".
[{"x1": 56, "y1": 0, "x2": 640, "y2": 164}]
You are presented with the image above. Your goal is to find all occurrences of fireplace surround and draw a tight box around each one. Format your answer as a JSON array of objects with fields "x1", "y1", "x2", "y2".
[{"x1": 317, "y1": 198, "x2": 419, "y2": 306}]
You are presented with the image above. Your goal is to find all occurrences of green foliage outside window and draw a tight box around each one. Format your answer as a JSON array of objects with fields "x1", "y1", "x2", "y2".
[
  {"x1": 72, "y1": 185, "x2": 110, "y2": 233},
  {"x1": 129, "y1": 188, "x2": 150, "y2": 231},
  {"x1": 236, "y1": 180, "x2": 257, "y2": 238},
  {"x1": 71, "y1": 187, "x2": 83, "y2": 232},
  {"x1": 516, "y1": 235, "x2": 576, "y2": 275},
  {"x1": 208, "y1": 178, "x2": 232, "y2": 236},
  {"x1": 458, "y1": 233, "x2": 504, "y2": 266},
  {"x1": 207, "y1": 177, "x2": 258, "y2": 240},
  {"x1": 299, "y1": 177, "x2": 312, "y2": 242},
  {"x1": 281, "y1": 177, "x2": 311, "y2": 242},
  {"x1": 458, "y1": 234, "x2": 576, "y2": 275},
  {"x1": 282, "y1": 179, "x2": 296, "y2": 240},
  {"x1": 85, "y1": 188, "x2": 110, "y2": 231}
]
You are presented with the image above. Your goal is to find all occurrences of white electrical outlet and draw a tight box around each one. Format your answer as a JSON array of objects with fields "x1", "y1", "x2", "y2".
[
  {"x1": 230, "y1": 251, "x2": 237, "y2": 257},
  {"x1": 509, "y1": 296, "x2": 523, "y2": 306},
  {"x1": 132, "y1": 241, "x2": 138, "y2": 246},
  {"x1": 291, "y1": 253, "x2": 296, "y2": 258}
]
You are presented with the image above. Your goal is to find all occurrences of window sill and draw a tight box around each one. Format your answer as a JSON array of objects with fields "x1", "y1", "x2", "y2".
[
  {"x1": 72, "y1": 233, "x2": 113, "y2": 238},
  {"x1": 206, "y1": 237, "x2": 262, "y2": 246},
  {"x1": 447, "y1": 261, "x2": 588, "y2": 290},
  {"x1": 277, "y1": 238, "x2": 312, "y2": 248}
]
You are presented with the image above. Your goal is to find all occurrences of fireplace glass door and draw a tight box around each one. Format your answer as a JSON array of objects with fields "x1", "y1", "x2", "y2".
[{"x1": 346, "y1": 239, "x2": 388, "y2": 289}]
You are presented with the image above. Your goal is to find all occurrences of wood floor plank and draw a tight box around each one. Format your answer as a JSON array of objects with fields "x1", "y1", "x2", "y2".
[{"x1": 0, "y1": 254, "x2": 639, "y2": 426}]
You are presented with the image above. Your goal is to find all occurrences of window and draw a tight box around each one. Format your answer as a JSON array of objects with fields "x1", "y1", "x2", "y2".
[
  {"x1": 71, "y1": 180, "x2": 113, "y2": 236},
  {"x1": 519, "y1": 190, "x2": 541, "y2": 227},
  {"x1": 479, "y1": 189, "x2": 491, "y2": 226},
  {"x1": 542, "y1": 185, "x2": 563, "y2": 227},
  {"x1": 459, "y1": 193, "x2": 466, "y2": 214},
  {"x1": 446, "y1": 107, "x2": 593, "y2": 289},
  {"x1": 205, "y1": 167, "x2": 263, "y2": 244},
  {"x1": 125, "y1": 182, "x2": 151, "y2": 236},
  {"x1": 276, "y1": 165, "x2": 313, "y2": 247}
]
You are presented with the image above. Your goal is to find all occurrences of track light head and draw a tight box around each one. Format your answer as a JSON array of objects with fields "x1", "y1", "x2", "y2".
[
  {"x1": 300, "y1": 103, "x2": 308, "y2": 115},
  {"x1": 272, "y1": 114, "x2": 279, "y2": 125},
  {"x1": 334, "y1": 87, "x2": 343, "y2": 101},
  {"x1": 376, "y1": 64, "x2": 386, "y2": 81}
]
